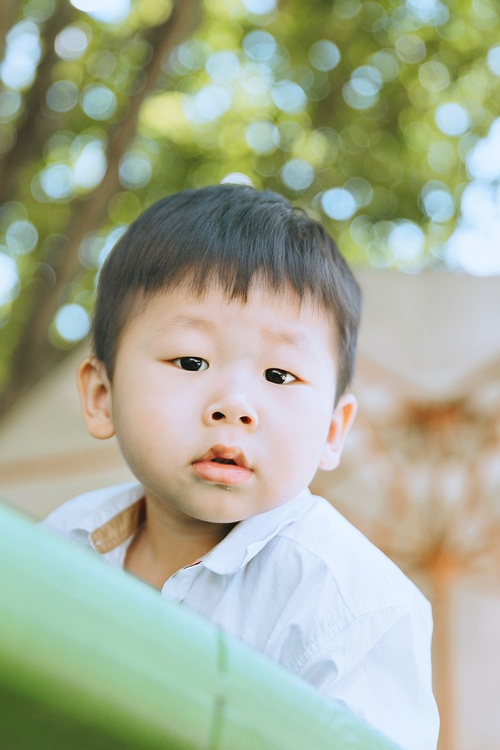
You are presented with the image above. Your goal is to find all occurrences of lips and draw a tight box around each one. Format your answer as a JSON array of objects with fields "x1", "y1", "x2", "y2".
[
  {"x1": 192, "y1": 444, "x2": 253, "y2": 486},
  {"x1": 197, "y1": 444, "x2": 249, "y2": 467}
]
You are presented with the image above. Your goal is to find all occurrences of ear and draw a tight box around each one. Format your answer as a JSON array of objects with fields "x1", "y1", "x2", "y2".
[
  {"x1": 76, "y1": 357, "x2": 115, "y2": 440},
  {"x1": 318, "y1": 393, "x2": 357, "y2": 471}
]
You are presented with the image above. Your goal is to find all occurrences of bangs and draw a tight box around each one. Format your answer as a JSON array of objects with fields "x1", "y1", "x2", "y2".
[
  {"x1": 93, "y1": 185, "x2": 361, "y2": 400},
  {"x1": 118, "y1": 188, "x2": 323, "y2": 299}
]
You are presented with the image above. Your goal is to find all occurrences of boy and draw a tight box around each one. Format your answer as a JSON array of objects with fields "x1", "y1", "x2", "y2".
[{"x1": 42, "y1": 185, "x2": 439, "y2": 749}]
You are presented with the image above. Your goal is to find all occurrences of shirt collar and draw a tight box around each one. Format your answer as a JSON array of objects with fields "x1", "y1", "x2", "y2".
[
  {"x1": 201, "y1": 487, "x2": 315, "y2": 575},
  {"x1": 74, "y1": 482, "x2": 314, "y2": 573},
  {"x1": 75, "y1": 482, "x2": 145, "y2": 553}
]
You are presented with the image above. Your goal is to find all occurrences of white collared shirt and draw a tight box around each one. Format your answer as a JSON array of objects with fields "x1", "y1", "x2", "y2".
[{"x1": 41, "y1": 482, "x2": 439, "y2": 750}]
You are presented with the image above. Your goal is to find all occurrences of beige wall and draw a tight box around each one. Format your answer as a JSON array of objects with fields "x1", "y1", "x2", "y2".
[{"x1": 1, "y1": 272, "x2": 500, "y2": 749}]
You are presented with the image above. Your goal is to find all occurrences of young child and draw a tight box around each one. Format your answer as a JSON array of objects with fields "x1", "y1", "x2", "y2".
[{"x1": 42, "y1": 185, "x2": 439, "y2": 749}]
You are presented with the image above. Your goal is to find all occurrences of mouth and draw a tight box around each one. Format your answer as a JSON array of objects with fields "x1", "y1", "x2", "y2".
[{"x1": 192, "y1": 444, "x2": 252, "y2": 486}]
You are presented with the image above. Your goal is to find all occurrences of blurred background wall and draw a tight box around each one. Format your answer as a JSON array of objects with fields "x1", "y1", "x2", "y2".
[{"x1": 1, "y1": 1, "x2": 500, "y2": 748}]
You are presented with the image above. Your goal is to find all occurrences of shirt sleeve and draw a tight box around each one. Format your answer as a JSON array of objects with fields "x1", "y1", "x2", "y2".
[{"x1": 295, "y1": 605, "x2": 440, "y2": 750}]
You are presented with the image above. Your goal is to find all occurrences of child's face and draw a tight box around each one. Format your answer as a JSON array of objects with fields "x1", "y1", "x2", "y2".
[{"x1": 79, "y1": 282, "x2": 356, "y2": 525}]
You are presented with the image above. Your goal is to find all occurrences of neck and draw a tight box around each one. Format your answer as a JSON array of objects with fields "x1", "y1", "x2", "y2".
[{"x1": 124, "y1": 493, "x2": 236, "y2": 589}]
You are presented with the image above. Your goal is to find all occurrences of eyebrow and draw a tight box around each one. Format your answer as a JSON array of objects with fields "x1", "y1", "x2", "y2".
[
  {"x1": 261, "y1": 328, "x2": 314, "y2": 354},
  {"x1": 156, "y1": 316, "x2": 217, "y2": 335},
  {"x1": 156, "y1": 317, "x2": 316, "y2": 355}
]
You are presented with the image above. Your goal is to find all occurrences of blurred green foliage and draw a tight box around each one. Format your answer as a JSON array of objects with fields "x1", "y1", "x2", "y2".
[{"x1": 0, "y1": 0, "x2": 499, "y2": 413}]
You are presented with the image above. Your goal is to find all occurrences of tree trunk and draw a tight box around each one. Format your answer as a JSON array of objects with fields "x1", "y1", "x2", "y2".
[
  {"x1": 0, "y1": 0, "x2": 20, "y2": 66},
  {"x1": 0, "y1": 0, "x2": 202, "y2": 421},
  {"x1": 0, "y1": 0, "x2": 77, "y2": 203}
]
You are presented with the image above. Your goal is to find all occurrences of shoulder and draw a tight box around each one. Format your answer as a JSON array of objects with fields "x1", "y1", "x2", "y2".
[
  {"x1": 272, "y1": 494, "x2": 429, "y2": 618},
  {"x1": 257, "y1": 494, "x2": 433, "y2": 678},
  {"x1": 40, "y1": 482, "x2": 143, "y2": 536}
]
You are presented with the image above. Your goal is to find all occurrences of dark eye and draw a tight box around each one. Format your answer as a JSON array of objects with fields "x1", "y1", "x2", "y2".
[
  {"x1": 264, "y1": 368, "x2": 296, "y2": 385},
  {"x1": 172, "y1": 357, "x2": 208, "y2": 371}
]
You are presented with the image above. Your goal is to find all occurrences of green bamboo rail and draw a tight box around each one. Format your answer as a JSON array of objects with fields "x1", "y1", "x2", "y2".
[{"x1": 0, "y1": 502, "x2": 401, "y2": 749}]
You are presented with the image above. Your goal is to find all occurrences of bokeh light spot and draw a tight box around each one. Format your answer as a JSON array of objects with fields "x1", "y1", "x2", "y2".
[
  {"x1": 245, "y1": 120, "x2": 279, "y2": 154},
  {"x1": 406, "y1": 0, "x2": 449, "y2": 25},
  {"x1": 78, "y1": 232, "x2": 107, "y2": 269},
  {"x1": 81, "y1": 84, "x2": 117, "y2": 120},
  {"x1": 309, "y1": 40, "x2": 340, "y2": 72},
  {"x1": 183, "y1": 85, "x2": 232, "y2": 125},
  {"x1": 0, "y1": 91, "x2": 22, "y2": 122},
  {"x1": 0, "y1": 253, "x2": 19, "y2": 303},
  {"x1": 241, "y1": 0, "x2": 277, "y2": 15},
  {"x1": 243, "y1": 30, "x2": 276, "y2": 61},
  {"x1": 487, "y1": 45, "x2": 500, "y2": 76},
  {"x1": 460, "y1": 182, "x2": 495, "y2": 225},
  {"x1": 0, "y1": 21, "x2": 41, "y2": 91},
  {"x1": 70, "y1": 0, "x2": 131, "y2": 23},
  {"x1": 334, "y1": 0, "x2": 361, "y2": 19},
  {"x1": 24, "y1": 0, "x2": 56, "y2": 22},
  {"x1": 435, "y1": 103, "x2": 470, "y2": 136},
  {"x1": 98, "y1": 226, "x2": 127, "y2": 266},
  {"x1": 0, "y1": 20, "x2": 42, "y2": 91},
  {"x1": 370, "y1": 50, "x2": 399, "y2": 81},
  {"x1": 6, "y1": 20, "x2": 41, "y2": 56},
  {"x1": 345, "y1": 177, "x2": 373, "y2": 208},
  {"x1": 389, "y1": 221, "x2": 426, "y2": 270},
  {"x1": 87, "y1": 50, "x2": 117, "y2": 79},
  {"x1": 6, "y1": 220, "x2": 38, "y2": 254},
  {"x1": 73, "y1": 141, "x2": 107, "y2": 189},
  {"x1": 395, "y1": 34, "x2": 426, "y2": 64},
  {"x1": 167, "y1": 40, "x2": 210, "y2": 75},
  {"x1": 445, "y1": 227, "x2": 500, "y2": 276},
  {"x1": 40, "y1": 164, "x2": 74, "y2": 200},
  {"x1": 119, "y1": 151, "x2": 152, "y2": 189},
  {"x1": 343, "y1": 80, "x2": 376, "y2": 110},
  {"x1": 421, "y1": 183, "x2": 455, "y2": 222},
  {"x1": 240, "y1": 62, "x2": 273, "y2": 98},
  {"x1": 419, "y1": 61, "x2": 450, "y2": 91},
  {"x1": 0, "y1": 125, "x2": 16, "y2": 154},
  {"x1": 46, "y1": 80, "x2": 80, "y2": 113},
  {"x1": 220, "y1": 173, "x2": 253, "y2": 185},
  {"x1": 55, "y1": 24, "x2": 91, "y2": 61},
  {"x1": 206, "y1": 51, "x2": 241, "y2": 84},
  {"x1": 467, "y1": 119, "x2": 500, "y2": 180},
  {"x1": 54, "y1": 303, "x2": 91, "y2": 342},
  {"x1": 343, "y1": 66, "x2": 382, "y2": 109},
  {"x1": 271, "y1": 80, "x2": 307, "y2": 114},
  {"x1": 321, "y1": 188, "x2": 357, "y2": 220},
  {"x1": 280, "y1": 159, "x2": 314, "y2": 191},
  {"x1": 0, "y1": 54, "x2": 36, "y2": 90}
]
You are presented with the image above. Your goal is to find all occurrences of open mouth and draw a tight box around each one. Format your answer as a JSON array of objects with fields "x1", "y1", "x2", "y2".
[{"x1": 192, "y1": 445, "x2": 252, "y2": 485}]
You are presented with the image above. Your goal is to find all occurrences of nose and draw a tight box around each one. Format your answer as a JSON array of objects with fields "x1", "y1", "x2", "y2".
[{"x1": 203, "y1": 394, "x2": 259, "y2": 430}]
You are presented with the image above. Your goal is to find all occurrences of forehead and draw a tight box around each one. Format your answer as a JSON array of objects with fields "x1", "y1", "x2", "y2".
[{"x1": 123, "y1": 281, "x2": 338, "y2": 356}]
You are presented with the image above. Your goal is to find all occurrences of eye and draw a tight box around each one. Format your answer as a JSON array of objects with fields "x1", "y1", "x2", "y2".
[
  {"x1": 264, "y1": 368, "x2": 296, "y2": 385},
  {"x1": 172, "y1": 357, "x2": 209, "y2": 371}
]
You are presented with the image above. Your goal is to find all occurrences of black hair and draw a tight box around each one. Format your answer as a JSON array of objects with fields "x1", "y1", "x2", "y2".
[{"x1": 92, "y1": 184, "x2": 361, "y2": 401}]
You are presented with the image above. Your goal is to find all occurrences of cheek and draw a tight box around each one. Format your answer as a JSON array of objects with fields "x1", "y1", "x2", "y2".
[
  {"x1": 270, "y1": 396, "x2": 332, "y2": 469},
  {"x1": 112, "y1": 372, "x2": 203, "y2": 452}
]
